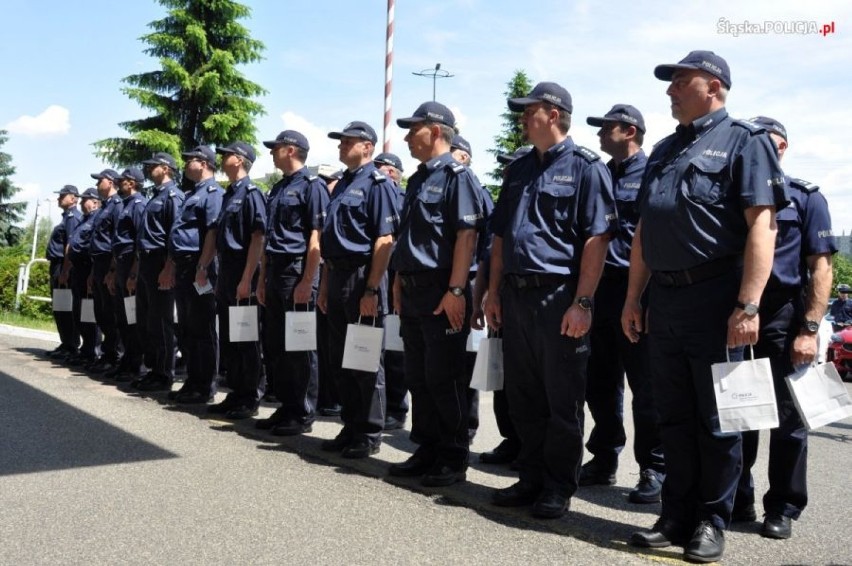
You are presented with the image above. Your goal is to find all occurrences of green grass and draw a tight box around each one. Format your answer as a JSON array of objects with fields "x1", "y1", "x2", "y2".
[{"x1": 0, "y1": 310, "x2": 57, "y2": 332}]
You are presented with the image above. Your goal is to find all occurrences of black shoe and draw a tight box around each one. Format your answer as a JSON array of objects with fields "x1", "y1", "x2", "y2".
[
  {"x1": 578, "y1": 458, "x2": 617, "y2": 486},
  {"x1": 630, "y1": 518, "x2": 692, "y2": 548},
  {"x1": 629, "y1": 469, "x2": 663, "y2": 504},
  {"x1": 225, "y1": 405, "x2": 259, "y2": 420},
  {"x1": 383, "y1": 415, "x2": 406, "y2": 431},
  {"x1": 46, "y1": 345, "x2": 65, "y2": 358},
  {"x1": 317, "y1": 404, "x2": 342, "y2": 417},
  {"x1": 683, "y1": 521, "x2": 725, "y2": 563},
  {"x1": 113, "y1": 371, "x2": 138, "y2": 384},
  {"x1": 532, "y1": 490, "x2": 569, "y2": 519},
  {"x1": 135, "y1": 376, "x2": 173, "y2": 392},
  {"x1": 207, "y1": 396, "x2": 239, "y2": 415},
  {"x1": 421, "y1": 463, "x2": 466, "y2": 487},
  {"x1": 731, "y1": 503, "x2": 757, "y2": 523},
  {"x1": 255, "y1": 407, "x2": 288, "y2": 430},
  {"x1": 479, "y1": 439, "x2": 520, "y2": 465},
  {"x1": 271, "y1": 420, "x2": 313, "y2": 436},
  {"x1": 321, "y1": 430, "x2": 352, "y2": 452},
  {"x1": 341, "y1": 438, "x2": 379, "y2": 459},
  {"x1": 70, "y1": 354, "x2": 97, "y2": 367},
  {"x1": 88, "y1": 359, "x2": 117, "y2": 374},
  {"x1": 175, "y1": 391, "x2": 213, "y2": 405},
  {"x1": 492, "y1": 480, "x2": 542, "y2": 507},
  {"x1": 388, "y1": 451, "x2": 437, "y2": 477},
  {"x1": 760, "y1": 513, "x2": 792, "y2": 539}
]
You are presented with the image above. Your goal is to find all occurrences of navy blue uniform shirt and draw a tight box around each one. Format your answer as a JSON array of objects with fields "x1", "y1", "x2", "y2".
[
  {"x1": 491, "y1": 138, "x2": 617, "y2": 276},
  {"x1": 138, "y1": 180, "x2": 184, "y2": 252},
  {"x1": 830, "y1": 298, "x2": 852, "y2": 324},
  {"x1": 639, "y1": 108, "x2": 788, "y2": 271},
  {"x1": 113, "y1": 193, "x2": 148, "y2": 257},
  {"x1": 265, "y1": 167, "x2": 330, "y2": 257},
  {"x1": 170, "y1": 177, "x2": 225, "y2": 254},
  {"x1": 68, "y1": 210, "x2": 99, "y2": 261},
  {"x1": 471, "y1": 186, "x2": 496, "y2": 274},
  {"x1": 214, "y1": 175, "x2": 267, "y2": 255},
  {"x1": 320, "y1": 163, "x2": 399, "y2": 260},
  {"x1": 89, "y1": 194, "x2": 123, "y2": 257},
  {"x1": 46, "y1": 208, "x2": 82, "y2": 261},
  {"x1": 606, "y1": 150, "x2": 646, "y2": 271},
  {"x1": 768, "y1": 177, "x2": 836, "y2": 290},
  {"x1": 393, "y1": 153, "x2": 484, "y2": 272}
]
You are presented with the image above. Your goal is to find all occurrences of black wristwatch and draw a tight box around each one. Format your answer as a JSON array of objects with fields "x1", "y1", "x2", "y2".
[
  {"x1": 575, "y1": 296, "x2": 593, "y2": 311},
  {"x1": 364, "y1": 286, "x2": 379, "y2": 297},
  {"x1": 449, "y1": 286, "x2": 465, "y2": 297},
  {"x1": 802, "y1": 319, "x2": 820, "y2": 333},
  {"x1": 736, "y1": 301, "x2": 760, "y2": 317}
]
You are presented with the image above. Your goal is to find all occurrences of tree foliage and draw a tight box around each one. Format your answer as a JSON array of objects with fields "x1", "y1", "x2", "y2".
[
  {"x1": 94, "y1": 0, "x2": 267, "y2": 167},
  {"x1": 0, "y1": 130, "x2": 27, "y2": 247},
  {"x1": 484, "y1": 70, "x2": 534, "y2": 200}
]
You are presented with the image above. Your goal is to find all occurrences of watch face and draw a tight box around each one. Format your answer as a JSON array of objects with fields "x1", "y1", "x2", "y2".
[
  {"x1": 577, "y1": 297, "x2": 593, "y2": 310},
  {"x1": 805, "y1": 320, "x2": 820, "y2": 332},
  {"x1": 743, "y1": 304, "x2": 759, "y2": 316},
  {"x1": 450, "y1": 287, "x2": 464, "y2": 297}
]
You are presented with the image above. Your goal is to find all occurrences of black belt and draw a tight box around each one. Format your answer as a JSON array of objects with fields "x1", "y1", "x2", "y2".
[
  {"x1": 504, "y1": 273, "x2": 570, "y2": 289},
  {"x1": 325, "y1": 256, "x2": 369, "y2": 271},
  {"x1": 652, "y1": 255, "x2": 742, "y2": 288},
  {"x1": 172, "y1": 252, "x2": 200, "y2": 265},
  {"x1": 267, "y1": 253, "x2": 303, "y2": 266},
  {"x1": 398, "y1": 269, "x2": 451, "y2": 289},
  {"x1": 139, "y1": 248, "x2": 167, "y2": 257},
  {"x1": 602, "y1": 266, "x2": 629, "y2": 280}
]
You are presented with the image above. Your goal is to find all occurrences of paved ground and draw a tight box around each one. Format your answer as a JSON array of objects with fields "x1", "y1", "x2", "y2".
[{"x1": 1, "y1": 327, "x2": 850, "y2": 565}]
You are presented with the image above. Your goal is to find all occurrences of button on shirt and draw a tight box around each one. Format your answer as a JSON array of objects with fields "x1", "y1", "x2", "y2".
[
  {"x1": 393, "y1": 154, "x2": 484, "y2": 272},
  {"x1": 89, "y1": 194, "x2": 123, "y2": 257},
  {"x1": 606, "y1": 150, "x2": 647, "y2": 271},
  {"x1": 265, "y1": 168, "x2": 329, "y2": 257},
  {"x1": 768, "y1": 177, "x2": 836, "y2": 290},
  {"x1": 639, "y1": 108, "x2": 788, "y2": 272},
  {"x1": 214, "y1": 176, "x2": 267, "y2": 255},
  {"x1": 69, "y1": 210, "x2": 99, "y2": 260},
  {"x1": 170, "y1": 178, "x2": 225, "y2": 254},
  {"x1": 138, "y1": 180, "x2": 185, "y2": 252},
  {"x1": 320, "y1": 163, "x2": 399, "y2": 260},
  {"x1": 46, "y1": 208, "x2": 82, "y2": 261},
  {"x1": 113, "y1": 193, "x2": 148, "y2": 257},
  {"x1": 491, "y1": 138, "x2": 617, "y2": 276}
]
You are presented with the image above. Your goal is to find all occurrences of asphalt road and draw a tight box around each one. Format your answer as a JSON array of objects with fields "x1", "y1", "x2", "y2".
[{"x1": 1, "y1": 327, "x2": 850, "y2": 565}]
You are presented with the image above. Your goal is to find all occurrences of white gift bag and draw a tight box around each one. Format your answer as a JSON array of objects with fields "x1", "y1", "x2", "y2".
[
  {"x1": 52, "y1": 288, "x2": 73, "y2": 312},
  {"x1": 712, "y1": 346, "x2": 779, "y2": 433},
  {"x1": 785, "y1": 362, "x2": 852, "y2": 430},
  {"x1": 228, "y1": 299, "x2": 259, "y2": 342},
  {"x1": 383, "y1": 314, "x2": 405, "y2": 352},
  {"x1": 124, "y1": 295, "x2": 137, "y2": 325},
  {"x1": 466, "y1": 325, "x2": 487, "y2": 353},
  {"x1": 285, "y1": 305, "x2": 317, "y2": 351},
  {"x1": 342, "y1": 317, "x2": 384, "y2": 373},
  {"x1": 470, "y1": 330, "x2": 504, "y2": 391},
  {"x1": 80, "y1": 297, "x2": 96, "y2": 323}
]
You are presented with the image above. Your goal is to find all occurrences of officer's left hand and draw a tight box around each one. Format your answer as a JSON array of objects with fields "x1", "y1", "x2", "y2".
[
  {"x1": 360, "y1": 293, "x2": 379, "y2": 318},
  {"x1": 105, "y1": 271, "x2": 116, "y2": 295},
  {"x1": 157, "y1": 268, "x2": 174, "y2": 290},
  {"x1": 236, "y1": 278, "x2": 252, "y2": 301},
  {"x1": 293, "y1": 279, "x2": 312, "y2": 305},
  {"x1": 791, "y1": 333, "x2": 818, "y2": 366},
  {"x1": 561, "y1": 304, "x2": 591, "y2": 338},
  {"x1": 434, "y1": 293, "x2": 465, "y2": 332},
  {"x1": 726, "y1": 310, "x2": 760, "y2": 347}
]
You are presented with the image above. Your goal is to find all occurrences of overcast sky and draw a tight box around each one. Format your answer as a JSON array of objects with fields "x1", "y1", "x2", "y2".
[{"x1": 3, "y1": 0, "x2": 850, "y2": 233}]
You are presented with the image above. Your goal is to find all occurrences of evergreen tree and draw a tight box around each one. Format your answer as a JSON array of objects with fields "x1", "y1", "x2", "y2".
[
  {"x1": 0, "y1": 130, "x2": 27, "y2": 247},
  {"x1": 484, "y1": 70, "x2": 533, "y2": 199},
  {"x1": 94, "y1": 0, "x2": 267, "y2": 167}
]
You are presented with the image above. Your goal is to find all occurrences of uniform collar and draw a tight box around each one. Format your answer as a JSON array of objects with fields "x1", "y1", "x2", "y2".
[
  {"x1": 229, "y1": 175, "x2": 251, "y2": 192},
  {"x1": 677, "y1": 107, "x2": 728, "y2": 139},
  {"x1": 608, "y1": 149, "x2": 646, "y2": 177},
  {"x1": 286, "y1": 166, "x2": 309, "y2": 181},
  {"x1": 154, "y1": 179, "x2": 176, "y2": 194},
  {"x1": 417, "y1": 152, "x2": 453, "y2": 176},
  {"x1": 121, "y1": 192, "x2": 138, "y2": 204},
  {"x1": 343, "y1": 162, "x2": 376, "y2": 182},
  {"x1": 194, "y1": 177, "x2": 216, "y2": 191}
]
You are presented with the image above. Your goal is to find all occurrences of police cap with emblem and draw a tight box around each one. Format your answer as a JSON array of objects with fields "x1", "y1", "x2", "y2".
[
  {"x1": 90, "y1": 168, "x2": 120, "y2": 181},
  {"x1": 450, "y1": 134, "x2": 472, "y2": 156},
  {"x1": 397, "y1": 101, "x2": 456, "y2": 129},
  {"x1": 119, "y1": 167, "x2": 145, "y2": 184},
  {"x1": 80, "y1": 187, "x2": 101, "y2": 201},
  {"x1": 141, "y1": 152, "x2": 179, "y2": 171},
  {"x1": 328, "y1": 121, "x2": 378, "y2": 144},
  {"x1": 654, "y1": 50, "x2": 732, "y2": 88},
  {"x1": 748, "y1": 116, "x2": 787, "y2": 141},
  {"x1": 54, "y1": 184, "x2": 79, "y2": 196},
  {"x1": 216, "y1": 141, "x2": 257, "y2": 164},
  {"x1": 373, "y1": 152, "x2": 404, "y2": 172},
  {"x1": 508, "y1": 82, "x2": 573, "y2": 113},
  {"x1": 182, "y1": 145, "x2": 217, "y2": 168},
  {"x1": 262, "y1": 130, "x2": 310, "y2": 152},
  {"x1": 586, "y1": 104, "x2": 646, "y2": 133}
]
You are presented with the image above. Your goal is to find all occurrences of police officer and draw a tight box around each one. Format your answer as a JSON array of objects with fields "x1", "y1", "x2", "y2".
[
  {"x1": 196, "y1": 142, "x2": 266, "y2": 419},
  {"x1": 388, "y1": 102, "x2": 484, "y2": 486},
  {"x1": 580, "y1": 105, "x2": 665, "y2": 503},
  {"x1": 734, "y1": 116, "x2": 836, "y2": 539},
  {"x1": 60, "y1": 188, "x2": 102, "y2": 366},
  {"x1": 621, "y1": 51, "x2": 787, "y2": 563},
  {"x1": 317, "y1": 120, "x2": 399, "y2": 459},
  {"x1": 87, "y1": 168, "x2": 124, "y2": 373},
  {"x1": 165, "y1": 145, "x2": 224, "y2": 404},
  {"x1": 106, "y1": 168, "x2": 148, "y2": 383},
  {"x1": 484, "y1": 82, "x2": 617, "y2": 519},
  {"x1": 829, "y1": 283, "x2": 852, "y2": 327},
  {"x1": 46, "y1": 185, "x2": 82, "y2": 360},
  {"x1": 255, "y1": 130, "x2": 329, "y2": 435}
]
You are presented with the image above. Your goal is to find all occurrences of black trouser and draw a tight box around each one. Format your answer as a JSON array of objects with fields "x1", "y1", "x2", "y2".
[
  {"x1": 325, "y1": 263, "x2": 385, "y2": 444},
  {"x1": 69, "y1": 256, "x2": 100, "y2": 358},
  {"x1": 91, "y1": 254, "x2": 121, "y2": 362},
  {"x1": 114, "y1": 252, "x2": 144, "y2": 373},
  {"x1": 138, "y1": 250, "x2": 176, "y2": 380},
  {"x1": 385, "y1": 269, "x2": 408, "y2": 420},
  {"x1": 400, "y1": 272, "x2": 471, "y2": 468},
  {"x1": 586, "y1": 275, "x2": 664, "y2": 473},
  {"x1": 174, "y1": 254, "x2": 219, "y2": 397},
  {"x1": 50, "y1": 259, "x2": 79, "y2": 352},
  {"x1": 263, "y1": 257, "x2": 318, "y2": 425},
  {"x1": 316, "y1": 304, "x2": 340, "y2": 410},
  {"x1": 737, "y1": 288, "x2": 808, "y2": 519},
  {"x1": 502, "y1": 279, "x2": 588, "y2": 497},
  {"x1": 217, "y1": 254, "x2": 263, "y2": 407}
]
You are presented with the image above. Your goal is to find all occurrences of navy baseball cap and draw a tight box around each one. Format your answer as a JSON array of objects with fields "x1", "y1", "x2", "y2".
[
  {"x1": 263, "y1": 130, "x2": 310, "y2": 151},
  {"x1": 397, "y1": 101, "x2": 456, "y2": 128},
  {"x1": 328, "y1": 121, "x2": 378, "y2": 144},
  {"x1": 373, "y1": 152, "x2": 403, "y2": 172},
  {"x1": 749, "y1": 116, "x2": 787, "y2": 141},
  {"x1": 141, "y1": 152, "x2": 178, "y2": 170},
  {"x1": 80, "y1": 187, "x2": 100, "y2": 200},
  {"x1": 508, "y1": 82, "x2": 573, "y2": 113},
  {"x1": 216, "y1": 141, "x2": 257, "y2": 164},
  {"x1": 181, "y1": 145, "x2": 217, "y2": 167},
  {"x1": 451, "y1": 134, "x2": 472, "y2": 156},
  {"x1": 90, "y1": 169, "x2": 120, "y2": 181},
  {"x1": 654, "y1": 50, "x2": 732, "y2": 88},
  {"x1": 586, "y1": 104, "x2": 646, "y2": 133},
  {"x1": 496, "y1": 146, "x2": 533, "y2": 165},
  {"x1": 119, "y1": 167, "x2": 145, "y2": 184},
  {"x1": 838, "y1": 284, "x2": 851, "y2": 293},
  {"x1": 54, "y1": 184, "x2": 79, "y2": 196}
]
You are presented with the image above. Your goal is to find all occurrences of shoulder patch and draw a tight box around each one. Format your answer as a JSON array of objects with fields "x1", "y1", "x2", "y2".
[
  {"x1": 789, "y1": 177, "x2": 819, "y2": 193},
  {"x1": 732, "y1": 119, "x2": 765, "y2": 135},
  {"x1": 246, "y1": 184, "x2": 259, "y2": 191},
  {"x1": 371, "y1": 170, "x2": 387, "y2": 182},
  {"x1": 207, "y1": 185, "x2": 218, "y2": 192},
  {"x1": 575, "y1": 146, "x2": 601, "y2": 163},
  {"x1": 168, "y1": 190, "x2": 177, "y2": 198},
  {"x1": 308, "y1": 175, "x2": 318, "y2": 181},
  {"x1": 443, "y1": 158, "x2": 466, "y2": 175}
]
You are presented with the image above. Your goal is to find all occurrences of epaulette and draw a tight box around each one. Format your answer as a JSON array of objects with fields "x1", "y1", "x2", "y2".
[
  {"x1": 134, "y1": 198, "x2": 142, "y2": 204},
  {"x1": 246, "y1": 183, "x2": 259, "y2": 191},
  {"x1": 207, "y1": 184, "x2": 218, "y2": 192},
  {"x1": 733, "y1": 119, "x2": 765, "y2": 134},
  {"x1": 168, "y1": 190, "x2": 177, "y2": 198},
  {"x1": 575, "y1": 146, "x2": 601, "y2": 163},
  {"x1": 308, "y1": 175, "x2": 319, "y2": 182},
  {"x1": 789, "y1": 178, "x2": 819, "y2": 193},
  {"x1": 371, "y1": 170, "x2": 387, "y2": 182},
  {"x1": 444, "y1": 159, "x2": 466, "y2": 175}
]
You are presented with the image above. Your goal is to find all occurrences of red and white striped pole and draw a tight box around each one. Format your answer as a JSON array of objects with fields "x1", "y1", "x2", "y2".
[{"x1": 383, "y1": 0, "x2": 394, "y2": 153}]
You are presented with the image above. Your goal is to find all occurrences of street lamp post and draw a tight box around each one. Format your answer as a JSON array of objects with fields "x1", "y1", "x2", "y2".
[{"x1": 412, "y1": 63, "x2": 454, "y2": 101}]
